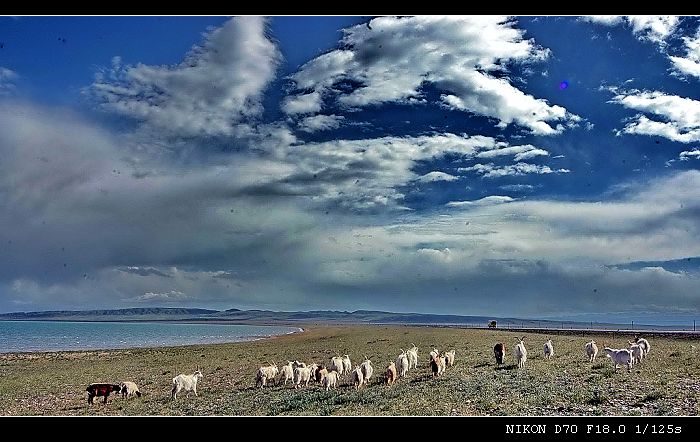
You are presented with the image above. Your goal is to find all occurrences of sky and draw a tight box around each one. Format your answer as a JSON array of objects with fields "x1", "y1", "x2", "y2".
[{"x1": 1, "y1": 16, "x2": 700, "y2": 321}]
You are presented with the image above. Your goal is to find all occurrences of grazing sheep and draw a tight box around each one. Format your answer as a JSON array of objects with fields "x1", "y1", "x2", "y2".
[
  {"x1": 395, "y1": 351, "x2": 409, "y2": 378},
  {"x1": 407, "y1": 344, "x2": 419, "y2": 369},
  {"x1": 543, "y1": 340, "x2": 554, "y2": 360},
  {"x1": 172, "y1": 370, "x2": 204, "y2": 399},
  {"x1": 293, "y1": 366, "x2": 312, "y2": 389},
  {"x1": 360, "y1": 358, "x2": 373, "y2": 385},
  {"x1": 86, "y1": 383, "x2": 121, "y2": 405},
  {"x1": 351, "y1": 366, "x2": 364, "y2": 389},
  {"x1": 635, "y1": 337, "x2": 651, "y2": 357},
  {"x1": 585, "y1": 340, "x2": 599, "y2": 363},
  {"x1": 494, "y1": 343, "x2": 506, "y2": 365},
  {"x1": 255, "y1": 364, "x2": 278, "y2": 388},
  {"x1": 314, "y1": 365, "x2": 327, "y2": 383},
  {"x1": 444, "y1": 350, "x2": 455, "y2": 367},
  {"x1": 322, "y1": 370, "x2": 338, "y2": 391},
  {"x1": 604, "y1": 347, "x2": 633, "y2": 371},
  {"x1": 120, "y1": 381, "x2": 141, "y2": 399},
  {"x1": 628, "y1": 343, "x2": 644, "y2": 364},
  {"x1": 329, "y1": 356, "x2": 345, "y2": 376},
  {"x1": 385, "y1": 362, "x2": 398, "y2": 385},
  {"x1": 279, "y1": 361, "x2": 294, "y2": 385},
  {"x1": 429, "y1": 353, "x2": 444, "y2": 377},
  {"x1": 515, "y1": 337, "x2": 527, "y2": 369},
  {"x1": 342, "y1": 355, "x2": 352, "y2": 375}
]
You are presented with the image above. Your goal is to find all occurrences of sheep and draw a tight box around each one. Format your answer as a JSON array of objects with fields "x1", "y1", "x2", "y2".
[
  {"x1": 604, "y1": 347, "x2": 632, "y2": 371},
  {"x1": 444, "y1": 350, "x2": 455, "y2": 367},
  {"x1": 585, "y1": 340, "x2": 599, "y2": 363},
  {"x1": 279, "y1": 361, "x2": 294, "y2": 385},
  {"x1": 439, "y1": 355, "x2": 447, "y2": 375},
  {"x1": 351, "y1": 366, "x2": 364, "y2": 389},
  {"x1": 316, "y1": 367, "x2": 328, "y2": 383},
  {"x1": 120, "y1": 381, "x2": 141, "y2": 399},
  {"x1": 307, "y1": 363, "x2": 319, "y2": 381},
  {"x1": 407, "y1": 344, "x2": 419, "y2": 369},
  {"x1": 494, "y1": 343, "x2": 506, "y2": 365},
  {"x1": 293, "y1": 366, "x2": 312, "y2": 389},
  {"x1": 360, "y1": 358, "x2": 374, "y2": 385},
  {"x1": 322, "y1": 370, "x2": 338, "y2": 391},
  {"x1": 342, "y1": 355, "x2": 352, "y2": 375},
  {"x1": 429, "y1": 353, "x2": 444, "y2": 377},
  {"x1": 255, "y1": 364, "x2": 278, "y2": 388},
  {"x1": 329, "y1": 356, "x2": 345, "y2": 376},
  {"x1": 543, "y1": 340, "x2": 554, "y2": 360},
  {"x1": 292, "y1": 360, "x2": 306, "y2": 369},
  {"x1": 385, "y1": 362, "x2": 398, "y2": 385},
  {"x1": 515, "y1": 337, "x2": 527, "y2": 369},
  {"x1": 86, "y1": 383, "x2": 121, "y2": 405},
  {"x1": 172, "y1": 370, "x2": 203, "y2": 399},
  {"x1": 395, "y1": 351, "x2": 409, "y2": 378},
  {"x1": 628, "y1": 343, "x2": 644, "y2": 364},
  {"x1": 429, "y1": 348, "x2": 439, "y2": 362},
  {"x1": 635, "y1": 337, "x2": 651, "y2": 357}
]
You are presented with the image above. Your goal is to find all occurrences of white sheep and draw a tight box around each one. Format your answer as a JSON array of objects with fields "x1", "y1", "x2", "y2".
[
  {"x1": 438, "y1": 356, "x2": 447, "y2": 375},
  {"x1": 429, "y1": 348, "x2": 439, "y2": 362},
  {"x1": 255, "y1": 364, "x2": 278, "y2": 388},
  {"x1": 172, "y1": 370, "x2": 203, "y2": 399},
  {"x1": 635, "y1": 337, "x2": 651, "y2": 357},
  {"x1": 351, "y1": 366, "x2": 364, "y2": 389},
  {"x1": 342, "y1": 355, "x2": 352, "y2": 375},
  {"x1": 585, "y1": 340, "x2": 599, "y2": 363},
  {"x1": 322, "y1": 370, "x2": 338, "y2": 391},
  {"x1": 396, "y1": 351, "x2": 409, "y2": 378},
  {"x1": 293, "y1": 366, "x2": 312, "y2": 389},
  {"x1": 628, "y1": 343, "x2": 644, "y2": 364},
  {"x1": 360, "y1": 358, "x2": 373, "y2": 385},
  {"x1": 543, "y1": 340, "x2": 554, "y2": 360},
  {"x1": 444, "y1": 350, "x2": 455, "y2": 367},
  {"x1": 279, "y1": 361, "x2": 294, "y2": 385},
  {"x1": 329, "y1": 356, "x2": 345, "y2": 376},
  {"x1": 604, "y1": 347, "x2": 633, "y2": 371},
  {"x1": 407, "y1": 344, "x2": 419, "y2": 369},
  {"x1": 515, "y1": 337, "x2": 527, "y2": 369},
  {"x1": 120, "y1": 381, "x2": 141, "y2": 398}
]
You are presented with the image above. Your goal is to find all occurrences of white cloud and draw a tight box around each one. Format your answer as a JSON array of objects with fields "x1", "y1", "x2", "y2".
[
  {"x1": 610, "y1": 90, "x2": 700, "y2": 143},
  {"x1": 132, "y1": 290, "x2": 188, "y2": 302},
  {"x1": 0, "y1": 67, "x2": 17, "y2": 95},
  {"x1": 281, "y1": 91, "x2": 322, "y2": 115},
  {"x1": 446, "y1": 196, "x2": 515, "y2": 207},
  {"x1": 583, "y1": 15, "x2": 679, "y2": 46},
  {"x1": 298, "y1": 114, "x2": 345, "y2": 133},
  {"x1": 416, "y1": 171, "x2": 458, "y2": 183},
  {"x1": 680, "y1": 149, "x2": 700, "y2": 160},
  {"x1": 284, "y1": 16, "x2": 579, "y2": 135},
  {"x1": 499, "y1": 184, "x2": 535, "y2": 192},
  {"x1": 476, "y1": 144, "x2": 549, "y2": 161},
  {"x1": 670, "y1": 27, "x2": 700, "y2": 79},
  {"x1": 459, "y1": 162, "x2": 569, "y2": 178},
  {"x1": 89, "y1": 17, "x2": 281, "y2": 137}
]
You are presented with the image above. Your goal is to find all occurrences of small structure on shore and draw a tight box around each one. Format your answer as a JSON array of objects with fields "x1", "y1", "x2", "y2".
[{"x1": 488, "y1": 320, "x2": 497, "y2": 329}]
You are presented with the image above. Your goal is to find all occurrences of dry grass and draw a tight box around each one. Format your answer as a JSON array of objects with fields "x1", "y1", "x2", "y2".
[{"x1": 1, "y1": 325, "x2": 699, "y2": 415}]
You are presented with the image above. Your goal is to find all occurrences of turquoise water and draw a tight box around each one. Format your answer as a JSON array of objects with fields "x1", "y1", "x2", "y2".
[{"x1": 0, "y1": 320, "x2": 300, "y2": 353}]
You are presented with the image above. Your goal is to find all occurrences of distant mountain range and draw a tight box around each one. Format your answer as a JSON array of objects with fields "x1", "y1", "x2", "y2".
[{"x1": 0, "y1": 307, "x2": 642, "y2": 330}]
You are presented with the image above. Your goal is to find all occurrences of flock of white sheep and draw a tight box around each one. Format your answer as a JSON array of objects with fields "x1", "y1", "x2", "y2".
[{"x1": 87, "y1": 335, "x2": 652, "y2": 404}]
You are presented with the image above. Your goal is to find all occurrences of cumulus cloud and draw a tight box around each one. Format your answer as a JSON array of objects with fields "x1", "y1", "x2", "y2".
[
  {"x1": 0, "y1": 67, "x2": 17, "y2": 95},
  {"x1": 610, "y1": 90, "x2": 700, "y2": 143},
  {"x1": 297, "y1": 114, "x2": 345, "y2": 132},
  {"x1": 476, "y1": 144, "x2": 549, "y2": 161},
  {"x1": 459, "y1": 162, "x2": 570, "y2": 178},
  {"x1": 415, "y1": 171, "x2": 458, "y2": 183},
  {"x1": 583, "y1": 15, "x2": 679, "y2": 46},
  {"x1": 670, "y1": 27, "x2": 700, "y2": 79},
  {"x1": 679, "y1": 149, "x2": 700, "y2": 160},
  {"x1": 132, "y1": 290, "x2": 188, "y2": 302},
  {"x1": 284, "y1": 16, "x2": 579, "y2": 135},
  {"x1": 88, "y1": 17, "x2": 281, "y2": 137}
]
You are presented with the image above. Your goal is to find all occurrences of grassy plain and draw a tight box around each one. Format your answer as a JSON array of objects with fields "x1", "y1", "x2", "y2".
[{"x1": 1, "y1": 325, "x2": 698, "y2": 415}]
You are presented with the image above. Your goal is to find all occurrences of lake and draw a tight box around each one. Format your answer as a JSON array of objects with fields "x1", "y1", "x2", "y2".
[{"x1": 0, "y1": 320, "x2": 300, "y2": 353}]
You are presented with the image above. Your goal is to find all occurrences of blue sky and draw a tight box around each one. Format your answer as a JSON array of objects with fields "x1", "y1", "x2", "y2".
[{"x1": 1, "y1": 16, "x2": 700, "y2": 321}]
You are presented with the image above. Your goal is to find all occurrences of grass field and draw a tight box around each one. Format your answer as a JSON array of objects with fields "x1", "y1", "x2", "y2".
[{"x1": 1, "y1": 325, "x2": 699, "y2": 416}]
